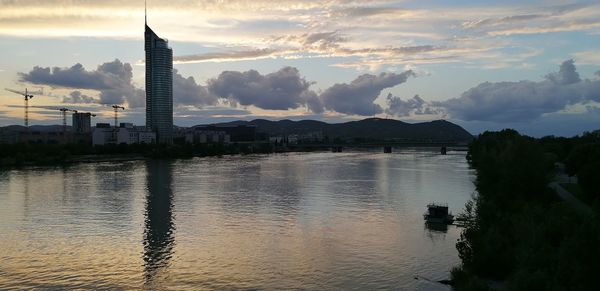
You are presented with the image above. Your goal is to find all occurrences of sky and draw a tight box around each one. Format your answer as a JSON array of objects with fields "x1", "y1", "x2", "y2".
[{"x1": 0, "y1": 0, "x2": 599, "y2": 137}]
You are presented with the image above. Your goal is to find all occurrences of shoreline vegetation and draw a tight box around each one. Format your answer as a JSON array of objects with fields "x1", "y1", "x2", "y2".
[
  {"x1": 0, "y1": 142, "x2": 459, "y2": 168},
  {"x1": 452, "y1": 129, "x2": 600, "y2": 290},
  {"x1": 0, "y1": 143, "x2": 276, "y2": 167}
]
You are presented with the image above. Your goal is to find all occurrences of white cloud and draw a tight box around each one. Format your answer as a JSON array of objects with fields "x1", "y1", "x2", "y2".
[{"x1": 573, "y1": 50, "x2": 600, "y2": 65}]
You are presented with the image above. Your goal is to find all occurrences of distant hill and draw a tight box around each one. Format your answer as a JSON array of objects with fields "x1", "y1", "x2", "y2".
[
  {"x1": 0, "y1": 118, "x2": 474, "y2": 142},
  {"x1": 0, "y1": 125, "x2": 67, "y2": 132},
  {"x1": 207, "y1": 118, "x2": 473, "y2": 142}
]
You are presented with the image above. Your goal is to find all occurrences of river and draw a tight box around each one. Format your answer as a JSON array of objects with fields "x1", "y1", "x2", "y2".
[{"x1": 0, "y1": 149, "x2": 475, "y2": 290}]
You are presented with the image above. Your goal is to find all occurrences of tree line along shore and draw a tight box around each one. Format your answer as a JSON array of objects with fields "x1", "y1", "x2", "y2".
[
  {"x1": 451, "y1": 129, "x2": 600, "y2": 290},
  {"x1": 0, "y1": 143, "x2": 275, "y2": 167}
]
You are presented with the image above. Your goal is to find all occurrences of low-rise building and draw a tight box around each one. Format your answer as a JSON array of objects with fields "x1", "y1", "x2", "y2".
[
  {"x1": 191, "y1": 125, "x2": 255, "y2": 142},
  {"x1": 185, "y1": 130, "x2": 230, "y2": 144},
  {"x1": 92, "y1": 123, "x2": 116, "y2": 145},
  {"x1": 92, "y1": 123, "x2": 156, "y2": 145}
]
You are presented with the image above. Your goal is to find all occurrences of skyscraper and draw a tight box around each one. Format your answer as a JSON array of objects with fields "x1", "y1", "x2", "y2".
[{"x1": 145, "y1": 10, "x2": 173, "y2": 144}]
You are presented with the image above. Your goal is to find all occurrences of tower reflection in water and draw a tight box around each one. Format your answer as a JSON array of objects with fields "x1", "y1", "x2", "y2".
[{"x1": 143, "y1": 160, "x2": 175, "y2": 287}]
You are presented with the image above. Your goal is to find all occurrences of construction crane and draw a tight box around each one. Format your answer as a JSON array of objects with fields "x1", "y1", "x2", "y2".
[
  {"x1": 58, "y1": 107, "x2": 77, "y2": 134},
  {"x1": 4, "y1": 88, "x2": 42, "y2": 128},
  {"x1": 112, "y1": 105, "x2": 125, "y2": 128}
]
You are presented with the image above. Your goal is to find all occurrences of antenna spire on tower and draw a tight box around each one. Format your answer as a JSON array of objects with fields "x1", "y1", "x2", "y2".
[{"x1": 145, "y1": 0, "x2": 147, "y2": 25}]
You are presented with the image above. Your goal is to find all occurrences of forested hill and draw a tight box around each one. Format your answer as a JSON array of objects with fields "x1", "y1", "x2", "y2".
[{"x1": 209, "y1": 118, "x2": 474, "y2": 142}]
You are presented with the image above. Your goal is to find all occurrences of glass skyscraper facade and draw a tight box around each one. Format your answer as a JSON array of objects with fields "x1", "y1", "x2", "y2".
[{"x1": 145, "y1": 24, "x2": 173, "y2": 144}]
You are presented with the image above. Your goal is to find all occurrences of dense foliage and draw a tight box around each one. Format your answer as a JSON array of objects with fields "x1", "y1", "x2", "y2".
[{"x1": 453, "y1": 129, "x2": 600, "y2": 290}]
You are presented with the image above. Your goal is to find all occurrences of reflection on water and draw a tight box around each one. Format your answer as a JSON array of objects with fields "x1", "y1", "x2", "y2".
[
  {"x1": 425, "y1": 222, "x2": 449, "y2": 233},
  {"x1": 144, "y1": 160, "x2": 175, "y2": 287},
  {"x1": 0, "y1": 149, "x2": 475, "y2": 290}
]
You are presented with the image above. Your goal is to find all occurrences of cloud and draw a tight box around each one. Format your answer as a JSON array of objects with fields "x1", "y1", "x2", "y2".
[
  {"x1": 385, "y1": 94, "x2": 439, "y2": 117},
  {"x1": 487, "y1": 20, "x2": 600, "y2": 36},
  {"x1": 19, "y1": 59, "x2": 145, "y2": 108},
  {"x1": 2, "y1": 1, "x2": 599, "y2": 73},
  {"x1": 332, "y1": 7, "x2": 412, "y2": 18},
  {"x1": 461, "y1": 3, "x2": 598, "y2": 36},
  {"x1": 7, "y1": 104, "x2": 60, "y2": 110},
  {"x1": 175, "y1": 106, "x2": 252, "y2": 118},
  {"x1": 545, "y1": 59, "x2": 580, "y2": 85},
  {"x1": 320, "y1": 70, "x2": 414, "y2": 116},
  {"x1": 20, "y1": 60, "x2": 423, "y2": 116},
  {"x1": 173, "y1": 69, "x2": 218, "y2": 106},
  {"x1": 436, "y1": 60, "x2": 600, "y2": 122},
  {"x1": 173, "y1": 48, "x2": 279, "y2": 64},
  {"x1": 207, "y1": 66, "x2": 324, "y2": 113},
  {"x1": 462, "y1": 14, "x2": 545, "y2": 29},
  {"x1": 573, "y1": 50, "x2": 600, "y2": 65},
  {"x1": 288, "y1": 31, "x2": 348, "y2": 51},
  {"x1": 63, "y1": 90, "x2": 96, "y2": 104}
]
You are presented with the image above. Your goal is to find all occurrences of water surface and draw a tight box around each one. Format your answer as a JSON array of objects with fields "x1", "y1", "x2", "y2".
[{"x1": 0, "y1": 149, "x2": 475, "y2": 290}]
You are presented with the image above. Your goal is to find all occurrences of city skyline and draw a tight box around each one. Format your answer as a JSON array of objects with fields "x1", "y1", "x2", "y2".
[{"x1": 0, "y1": 0, "x2": 599, "y2": 137}]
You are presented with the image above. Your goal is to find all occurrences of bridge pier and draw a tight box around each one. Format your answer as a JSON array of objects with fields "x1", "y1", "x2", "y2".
[{"x1": 384, "y1": 146, "x2": 392, "y2": 153}]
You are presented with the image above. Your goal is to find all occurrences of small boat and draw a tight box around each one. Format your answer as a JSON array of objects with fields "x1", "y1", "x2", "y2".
[{"x1": 424, "y1": 203, "x2": 454, "y2": 224}]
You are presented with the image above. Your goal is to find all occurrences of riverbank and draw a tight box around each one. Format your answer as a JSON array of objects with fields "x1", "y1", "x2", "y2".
[
  {"x1": 451, "y1": 130, "x2": 600, "y2": 290},
  {"x1": 0, "y1": 143, "x2": 274, "y2": 168},
  {"x1": 0, "y1": 142, "x2": 461, "y2": 168}
]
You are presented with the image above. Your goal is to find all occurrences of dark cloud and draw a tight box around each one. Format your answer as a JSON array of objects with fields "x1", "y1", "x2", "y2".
[
  {"x1": 321, "y1": 70, "x2": 415, "y2": 116},
  {"x1": 20, "y1": 63, "x2": 108, "y2": 90},
  {"x1": 546, "y1": 59, "x2": 580, "y2": 85},
  {"x1": 19, "y1": 61, "x2": 426, "y2": 117},
  {"x1": 62, "y1": 90, "x2": 97, "y2": 104},
  {"x1": 20, "y1": 60, "x2": 217, "y2": 109},
  {"x1": 173, "y1": 69, "x2": 218, "y2": 106},
  {"x1": 208, "y1": 67, "x2": 324, "y2": 113},
  {"x1": 19, "y1": 59, "x2": 144, "y2": 108},
  {"x1": 385, "y1": 94, "x2": 439, "y2": 117},
  {"x1": 437, "y1": 60, "x2": 600, "y2": 122}
]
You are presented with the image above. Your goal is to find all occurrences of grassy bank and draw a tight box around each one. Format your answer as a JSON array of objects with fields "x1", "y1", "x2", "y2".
[{"x1": 452, "y1": 129, "x2": 600, "y2": 290}]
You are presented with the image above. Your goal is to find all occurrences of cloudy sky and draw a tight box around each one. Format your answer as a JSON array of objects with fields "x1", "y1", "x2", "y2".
[{"x1": 1, "y1": 0, "x2": 599, "y2": 136}]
